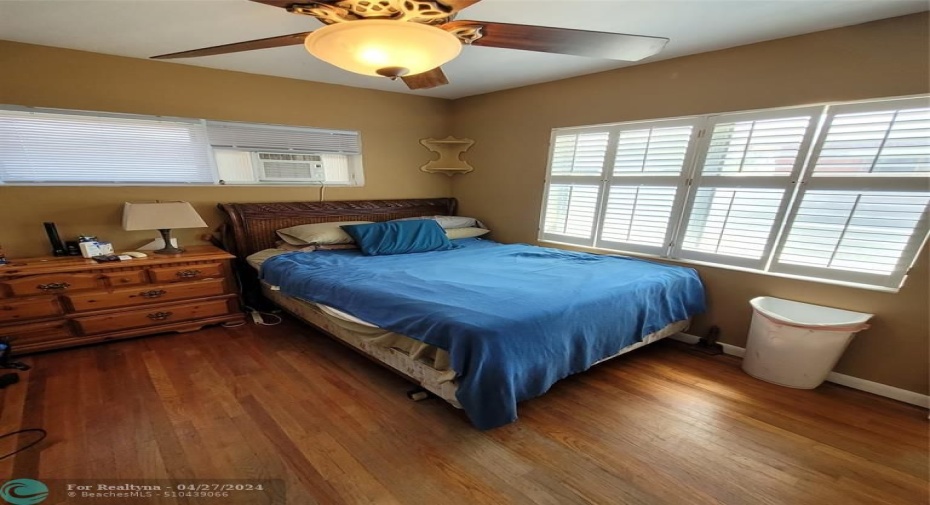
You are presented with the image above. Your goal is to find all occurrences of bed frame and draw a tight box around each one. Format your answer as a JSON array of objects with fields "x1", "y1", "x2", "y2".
[
  {"x1": 217, "y1": 197, "x2": 689, "y2": 416},
  {"x1": 219, "y1": 198, "x2": 456, "y2": 308},
  {"x1": 219, "y1": 198, "x2": 457, "y2": 259}
]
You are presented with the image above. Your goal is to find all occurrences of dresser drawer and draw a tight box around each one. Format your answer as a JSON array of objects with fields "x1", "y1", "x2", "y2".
[
  {"x1": 101, "y1": 270, "x2": 148, "y2": 287},
  {"x1": 66, "y1": 279, "x2": 226, "y2": 312},
  {"x1": 74, "y1": 299, "x2": 232, "y2": 335},
  {"x1": 149, "y1": 263, "x2": 223, "y2": 283},
  {"x1": 0, "y1": 320, "x2": 75, "y2": 347},
  {"x1": 1, "y1": 273, "x2": 102, "y2": 297},
  {"x1": 0, "y1": 296, "x2": 63, "y2": 323}
]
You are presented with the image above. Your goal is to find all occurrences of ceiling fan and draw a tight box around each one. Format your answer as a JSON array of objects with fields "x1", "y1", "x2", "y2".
[{"x1": 152, "y1": 0, "x2": 669, "y2": 90}]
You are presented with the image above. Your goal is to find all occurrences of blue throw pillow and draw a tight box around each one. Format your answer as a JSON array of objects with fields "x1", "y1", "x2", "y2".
[{"x1": 341, "y1": 220, "x2": 456, "y2": 256}]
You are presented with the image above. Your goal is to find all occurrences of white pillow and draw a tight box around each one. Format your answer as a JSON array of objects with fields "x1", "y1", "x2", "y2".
[
  {"x1": 446, "y1": 227, "x2": 490, "y2": 239},
  {"x1": 276, "y1": 221, "x2": 373, "y2": 245},
  {"x1": 395, "y1": 215, "x2": 486, "y2": 230}
]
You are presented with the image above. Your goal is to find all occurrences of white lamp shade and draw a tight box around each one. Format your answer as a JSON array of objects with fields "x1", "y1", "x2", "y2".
[
  {"x1": 122, "y1": 202, "x2": 208, "y2": 231},
  {"x1": 304, "y1": 20, "x2": 462, "y2": 77}
]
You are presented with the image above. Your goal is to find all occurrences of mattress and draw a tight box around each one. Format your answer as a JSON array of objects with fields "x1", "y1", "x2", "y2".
[
  {"x1": 248, "y1": 248, "x2": 454, "y2": 375},
  {"x1": 249, "y1": 246, "x2": 696, "y2": 422}
]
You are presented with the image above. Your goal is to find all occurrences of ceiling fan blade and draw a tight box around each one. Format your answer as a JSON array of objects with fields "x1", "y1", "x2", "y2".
[
  {"x1": 151, "y1": 32, "x2": 312, "y2": 60},
  {"x1": 444, "y1": 21, "x2": 668, "y2": 61},
  {"x1": 249, "y1": 0, "x2": 309, "y2": 8},
  {"x1": 402, "y1": 67, "x2": 450, "y2": 90},
  {"x1": 437, "y1": 0, "x2": 483, "y2": 13}
]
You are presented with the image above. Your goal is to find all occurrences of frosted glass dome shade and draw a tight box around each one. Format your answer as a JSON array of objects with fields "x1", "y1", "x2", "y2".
[{"x1": 304, "y1": 20, "x2": 462, "y2": 78}]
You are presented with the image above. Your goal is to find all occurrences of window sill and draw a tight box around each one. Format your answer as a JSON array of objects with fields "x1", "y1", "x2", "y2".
[{"x1": 538, "y1": 239, "x2": 903, "y2": 294}]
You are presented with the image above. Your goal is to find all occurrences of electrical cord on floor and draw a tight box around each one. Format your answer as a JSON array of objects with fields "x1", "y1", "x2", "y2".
[
  {"x1": 0, "y1": 429, "x2": 47, "y2": 460},
  {"x1": 245, "y1": 308, "x2": 283, "y2": 326},
  {"x1": 221, "y1": 308, "x2": 282, "y2": 328},
  {"x1": 218, "y1": 249, "x2": 285, "y2": 329}
]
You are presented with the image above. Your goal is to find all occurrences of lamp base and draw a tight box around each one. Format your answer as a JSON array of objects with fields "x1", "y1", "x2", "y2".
[
  {"x1": 153, "y1": 245, "x2": 185, "y2": 255},
  {"x1": 153, "y1": 229, "x2": 184, "y2": 255}
]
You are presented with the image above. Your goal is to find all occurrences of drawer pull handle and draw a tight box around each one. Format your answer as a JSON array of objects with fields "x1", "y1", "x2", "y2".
[
  {"x1": 176, "y1": 269, "x2": 202, "y2": 278},
  {"x1": 139, "y1": 289, "x2": 167, "y2": 299},
  {"x1": 147, "y1": 311, "x2": 173, "y2": 321},
  {"x1": 37, "y1": 282, "x2": 71, "y2": 291}
]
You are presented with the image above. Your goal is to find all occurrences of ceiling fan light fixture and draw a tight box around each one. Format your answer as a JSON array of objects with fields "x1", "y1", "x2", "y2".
[{"x1": 304, "y1": 20, "x2": 462, "y2": 78}]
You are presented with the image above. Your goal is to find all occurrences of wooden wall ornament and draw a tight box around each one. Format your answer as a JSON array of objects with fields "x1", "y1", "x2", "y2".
[{"x1": 419, "y1": 136, "x2": 475, "y2": 176}]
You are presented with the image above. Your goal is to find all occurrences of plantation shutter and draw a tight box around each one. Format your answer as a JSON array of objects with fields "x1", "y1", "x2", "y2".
[
  {"x1": 771, "y1": 96, "x2": 930, "y2": 288},
  {"x1": 596, "y1": 120, "x2": 700, "y2": 255},
  {"x1": 540, "y1": 129, "x2": 610, "y2": 245},
  {"x1": 0, "y1": 107, "x2": 214, "y2": 184},
  {"x1": 673, "y1": 107, "x2": 821, "y2": 268}
]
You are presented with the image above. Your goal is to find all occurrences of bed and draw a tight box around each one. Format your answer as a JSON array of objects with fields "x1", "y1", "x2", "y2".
[{"x1": 219, "y1": 198, "x2": 705, "y2": 429}]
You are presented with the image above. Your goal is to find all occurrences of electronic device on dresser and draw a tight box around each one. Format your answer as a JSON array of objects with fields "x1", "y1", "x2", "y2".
[
  {"x1": 43, "y1": 222, "x2": 67, "y2": 257},
  {"x1": 0, "y1": 245, "x2": 244, "y2": 354}
]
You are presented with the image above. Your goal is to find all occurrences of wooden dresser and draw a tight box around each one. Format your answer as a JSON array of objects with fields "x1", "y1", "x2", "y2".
[{"x1": 0, "y1": 245, "x2": 244, "y2": 354}]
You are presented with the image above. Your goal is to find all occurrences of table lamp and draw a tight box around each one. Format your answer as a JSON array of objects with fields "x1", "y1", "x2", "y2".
[{"x1": 122, "y1": 202, "x2": 208, "y2": 254}]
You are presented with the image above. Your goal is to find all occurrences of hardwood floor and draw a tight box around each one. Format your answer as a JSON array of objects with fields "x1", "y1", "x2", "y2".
[{"x1": 0, "y1": 317, "x2": 926, "y2": 505}]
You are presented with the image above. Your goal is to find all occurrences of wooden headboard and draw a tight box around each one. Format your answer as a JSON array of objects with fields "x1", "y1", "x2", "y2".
[{"x1": 218, "y1": 198, "x2": 457, "y2": 259}]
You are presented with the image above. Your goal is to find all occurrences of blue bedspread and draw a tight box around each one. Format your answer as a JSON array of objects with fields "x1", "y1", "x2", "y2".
[{"x1": 262, "y1": 239, "x2": 705, "y2": 429}]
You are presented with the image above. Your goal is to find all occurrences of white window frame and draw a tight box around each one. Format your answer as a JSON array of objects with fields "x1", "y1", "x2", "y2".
[
  {"x1": 593, "y1": 117, "x2": 703, "y2": 256},
  {"x1": 539, "y1": 125, "x2": 614, "y2": 246},
  {"x1": 0, "y1": 106, "x2": 364, "y2": 187},
  {"x1": 539, "y1": 95, "x2": 930, "y2": 291},
  {"x1": 768, "y1": 97, "x2": 930, "y2": 288},
  {"x1": 672, "y1": 106, "x2": 822, "y2": 270}
]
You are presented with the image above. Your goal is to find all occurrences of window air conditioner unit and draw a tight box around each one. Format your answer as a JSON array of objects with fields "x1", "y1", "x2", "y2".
[{"x1": 256, "y1": 152, "x2": 325, "y2": 182}]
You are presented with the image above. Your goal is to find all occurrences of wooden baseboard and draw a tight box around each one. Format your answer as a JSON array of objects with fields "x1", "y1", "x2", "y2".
[{"x1": 670, "y1": 333, "x2": 929, "y2": 409}]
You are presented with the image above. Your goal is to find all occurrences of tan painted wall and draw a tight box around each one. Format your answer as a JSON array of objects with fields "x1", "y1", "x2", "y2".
[
  {"x1": 450, "y1": 14, "x2": 930, "y2": 395},
  {"x1": 0, "y1": 41, "x2": 452, "y2": 256}
]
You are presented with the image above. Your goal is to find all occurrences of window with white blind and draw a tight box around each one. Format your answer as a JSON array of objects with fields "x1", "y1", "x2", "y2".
[
  {"x1": 0, "y1": 106, "x2": 364, "y2": 186},
  {"x1": 0, "y1": 108, "x2": 214, "y2": 184},
  {"x1": 539, "y1": 95, "x2": 930, "y2": 290},
  {"x1": 541, "y1": 120, "x2": 699, "y2": 254},
  {"x1": 769, "y1": 97, "x2": 930, "y2": 288},
  {"x1": 541, "y1": 129, "x2": 610, "y2": 243},
  {"x1": 674, "y1": 107, "x2": 820, "y2": 269}
]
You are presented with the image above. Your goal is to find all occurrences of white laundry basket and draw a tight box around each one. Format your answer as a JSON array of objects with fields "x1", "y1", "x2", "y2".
[{"x1": 742, "y1": 296, "x2": 873, "y2": 389}]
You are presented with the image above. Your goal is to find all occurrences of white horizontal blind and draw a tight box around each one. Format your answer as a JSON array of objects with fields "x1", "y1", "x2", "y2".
[
  {"x1": 811, "y1": 104, "x2": 929, "y2": 175},
  {"x1": 543, "y1": 184, "x2": 601, "y2": 239},
  {"x1": 541, "y1": 96, "x2": 930, "y2": 289},
  {"x1": 772, "y1": 97, "x2": 930, "y2": 288},
  {"x1": 206, "y1": 121, "x2": 361, "y2": 154},
  {"x1": 777, "y1": 191, "x2": 929, "y2": 275},
  {"x1": 600, "y1": 186, "x2": 678, "y2": 248},
  {"x1": 0, "y1": 108, "x2": 214, "y2": 183},
  {"x1": 596, "y1": 121, "x2": 699, "y2": 254},
  {"x1": 540, "y1": 128, "x2": 611, "y2": 244},
  {"x1": 675, "y1": 108, "x2": 819, "y2": 268},
  {"x1": 681, "y1": 187, "x2": 785, "y2": 260},
  {"x1": 612, "y1": 125, "x2": 694, "y2": 175},
  {"x1": 550, "y1": 132, "x2": 610, "y2": 176},
  {"x1": 702, "y1": 117, "x2": 812, "y2": 175}
]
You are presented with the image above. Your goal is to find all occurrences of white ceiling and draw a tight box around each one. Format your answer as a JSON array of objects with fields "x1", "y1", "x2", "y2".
[{"x1": 1, "y1": 0, "x2": 926, "y2": 99}]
